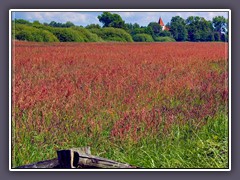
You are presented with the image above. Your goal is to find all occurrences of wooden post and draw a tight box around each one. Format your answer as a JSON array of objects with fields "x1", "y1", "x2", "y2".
[
  {"x1": 57, "y1": 147, "x2": 137, "y2": 168},
  {"x1": 57, "y1": 147, "x2": 91, "y2": 168}
]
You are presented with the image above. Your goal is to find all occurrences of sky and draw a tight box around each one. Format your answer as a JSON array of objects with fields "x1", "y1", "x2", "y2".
[{"x1": 12, "y1": 11, "x2": 229, "y2": 27}]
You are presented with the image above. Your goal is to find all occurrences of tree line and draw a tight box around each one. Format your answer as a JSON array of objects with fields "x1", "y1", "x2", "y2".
[{"x1": 12, "y1": 12, "x2": 228, "y2": 42}]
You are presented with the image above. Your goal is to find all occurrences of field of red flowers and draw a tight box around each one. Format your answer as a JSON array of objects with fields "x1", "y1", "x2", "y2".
[{"x1": 12, "y1": 41, "x2": 229, "y2": 168}]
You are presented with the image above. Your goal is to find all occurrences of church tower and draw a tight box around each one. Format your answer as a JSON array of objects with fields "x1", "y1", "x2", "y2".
[
  {"x1": 158, "y1": 17, "x2": 164, "y2": 26},
  {"x1": 158, "y1": 17, "x2": 169, "y2": 31}
]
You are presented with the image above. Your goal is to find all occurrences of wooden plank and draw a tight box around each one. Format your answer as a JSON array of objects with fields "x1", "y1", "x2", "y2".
[
  {"x1": 75, "y1": 154, "x2": 138, "y2": 168},
  {"x1": 15, "y1": 147, "x2": 138, "y2": 169},
  {"x1": 15, "y1": 158, "x2": 59, "y2": 169},
  {"x1": 57, "y1": 147, "x2": 138, "y2": 168}
]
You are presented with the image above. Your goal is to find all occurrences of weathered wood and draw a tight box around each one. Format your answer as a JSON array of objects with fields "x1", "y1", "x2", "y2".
[
  {"x1": 15, "y1": 158, "x2": 59, "y2": 169},
  {"x1": 57, "y1": 147, "x2": 91, "y2": 168},
  {"x1": 15, "y1": 147, "x2": 138, "y2": 169},
  {"x1": 57, "y1": 147, "x2": 137, "y2": 168},
  {"x1": 75, "y1": 154, "x2": 137, "y2": 168}
]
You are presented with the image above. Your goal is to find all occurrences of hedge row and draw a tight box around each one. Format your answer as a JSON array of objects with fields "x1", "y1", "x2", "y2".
[
  {"x1": 154, "y1": 36, "x2": 176, "y2": 42},
  {"x1": 13, "y1": 23, "x2": 175, "y2": 43},
  {"x1": 14, "y1": 24, "x2": 133, "y2": 42},
  {"x1": 71, "y1": 26, "x2": 103, "y2": 42},
  {"x1": 132, "y1": 33, "x2": 154, "y2": 42},
  {"x1": 14, "y1": 24, "x2": 59, "y2": 42},
  {"x1": 89, "y1": 27, "x2": 133, "y2": 42}
]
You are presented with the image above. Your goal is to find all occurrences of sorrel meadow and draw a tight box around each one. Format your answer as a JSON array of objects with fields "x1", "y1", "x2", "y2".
[{"x1": 12, "y1": 41, "x2": 229, "y2": 168}]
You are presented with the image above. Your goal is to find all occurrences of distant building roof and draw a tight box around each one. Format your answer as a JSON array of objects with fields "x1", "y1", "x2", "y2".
[
  {"x1": 158, "y1": 17, "x2": 164, "y2": 26},
  {"x1": 158, "y1": 17, "x2": 170, "y2": 31},
  {"x1": 164, "y1": 26, "x2": 170, "y2": 31}
]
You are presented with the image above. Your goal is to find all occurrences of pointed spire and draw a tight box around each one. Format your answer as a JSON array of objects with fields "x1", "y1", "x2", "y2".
[{"x1": 158, "y1": 17, "x2": 164, "y2": 26}]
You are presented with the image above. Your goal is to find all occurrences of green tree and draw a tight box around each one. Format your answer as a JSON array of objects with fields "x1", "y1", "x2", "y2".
[
  {"x1": 14, "y1": 19, "x2": 32, "y2": 25},
  {"x1": 85, "y1": 24, "x2": 101, "y2": 29},
  {"x1": 213, "y1": 16, "x2": 227, "y2": 34},
  {"x1": 98, "y1": 12, "x2": 125, "y2": 28},
  {"x1": 147, "y1": 22, "x2": 162, "y2": 37},
  {"x1": 220, "y1": 33, "x2": 226, "y2": 42},
  {"x1": 169, "y1": 16, "x2": 188, "y2": 41},
  {"x1": 48, "y1": 21, "x2": 75, "y2": 28},
  {"x1": 132, "y1": 23, "x2": 140, "y2": 29},
  {"x1": 207, "y1": 33, "x2": 214, "y2": 41},
  {"x1": 212, "y1": 16, "x2": 228, "y2": 42},
  {"x1": 223, "y1": 31, "x2": 228, "y2": 42},
  {"x1": 124, "y1": 23, "x2": 135, "y2": 33},
  {"x1": 43, "y1": 22, "x2": 49, "y2": 26},
  {"x1": 186, "y1": 16, "x2": 213, "y2": 41},
  {"x1": 64, "y1": 21, "x2": 75, "y2": 28},
  {"x1": 214, "y1": 32, "x2": 220, "y2": 41},
  {"x1": 159, "y1": 30, "x2": 171, "y2": 37},
  {"x1": 132, "y1": 26, "x2": 153, "y2": 36},
  {"x1": 33, "y1": 20, "x2": 41, "y2": 25},
  {"x1": 49, "y1": 21, "x2": 58, "y2": 27}
]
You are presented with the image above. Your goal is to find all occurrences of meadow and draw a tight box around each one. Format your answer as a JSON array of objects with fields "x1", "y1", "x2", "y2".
[{"x1": 12, "y1": 41, "x2": 229, "y2": 168}]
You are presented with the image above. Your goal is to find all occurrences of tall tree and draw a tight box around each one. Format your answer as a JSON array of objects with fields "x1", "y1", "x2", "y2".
[
  {"x1": 124, "y1": 23, "x2": 134, "y2": 33},
  {"x1": 64, "y1": 21, "x2": 75, "y2": 28},
  {"x1": 98, "y1": 12, "x2": 125, "y2": 28},
  {"x1": 212, "y1": 16, "x2": 227, "y2": 34},
  {"x1": 186, "y1": 16, "x2": 213, "y2": 41},
  {"x1": 147, "y1": 22, "x2": 162, "y2": 37},
  {"x1": 14, "y1": 19, "x2": 32, "y2": 25},
  {"x1": 169, "y1": 16, "x2": 188, "y2": 41},
  {"x1": 125, "y1": 23, "x2": 140, "y2": 35},
  {"x1": 85, "y1": 24, "x2": 101, "y2": 29},
  {"x1": 212, "y1": 16, "x2": 228, "y2": 42},
  {"x1": 159, "y1": 30, "x2": 171, "y2": 37},
  {"x1": 49, "y1": 21, "x2": 59, "y2": 27}
]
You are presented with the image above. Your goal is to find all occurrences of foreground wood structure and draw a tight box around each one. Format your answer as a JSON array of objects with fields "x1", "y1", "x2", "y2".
[{"x1": 16, "y1": 147, "x2": 138, "y2": 169}]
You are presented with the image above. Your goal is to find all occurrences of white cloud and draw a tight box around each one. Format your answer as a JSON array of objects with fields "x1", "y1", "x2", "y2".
[
  {"x1": 172, "y1": 12, "x2": 228, "y2": 21},
  {"x1": 15, "y1": 11, "x2": 229, "y2": 27},
  {"x1": 115, "y1": 12, "x2": 162, "y2": 26},
  {"x1": 206, "y1": 12, "x2": 228, "y2": 20},
  {"x1": 117, "y1": 12, "x2": 136, "y2": 18},
  {"x1": 23, "y1": 12, "x2": 98, "y2": 25}
]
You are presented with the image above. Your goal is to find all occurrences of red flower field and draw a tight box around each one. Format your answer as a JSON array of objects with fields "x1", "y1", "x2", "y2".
[{"x1": 12, "y1": 41, "x2": 229, "y2": 168}]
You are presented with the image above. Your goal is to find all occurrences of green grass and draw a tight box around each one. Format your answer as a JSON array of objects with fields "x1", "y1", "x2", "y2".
[{"x1": 12, "y1": 111, "x2": 228, "y2": 168}]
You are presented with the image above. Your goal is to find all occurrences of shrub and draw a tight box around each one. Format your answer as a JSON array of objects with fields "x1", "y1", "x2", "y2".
[
  {"x1": 89, "y1": 28, "x2": 104, "y2": 37},
  {"x1": 154, "y1": 36, "x2": 176, "y2": 42},
  {"x1": 71, "y1": 26, "x2": 103, "y2": 42},
  {"x1": 90, "y1": 27, "x2": 133, "y2": 42},
  {"x1": 15, "y1": 29, "x2": 34, "y2": 41},
  {"x1": 40, "y1": 30, "x2": 60, "y2": 42},
  {"x1": 50, "y1": 28, "x2": 84, "y2": 42},
  {"x1": 159, "y1": 31, "x2": 172, "y2": 37},
  {"x1": 14, "y1": 24, "x2": 59, "y2": 42},
  {"x1": 132, "y1": 33, "x2": 154, "y2": 42}
]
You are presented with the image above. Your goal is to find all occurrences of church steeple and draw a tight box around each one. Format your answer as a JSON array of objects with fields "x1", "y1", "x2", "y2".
[{"x1": 158, "y1": 17, "x2": 164, "y2": 26}]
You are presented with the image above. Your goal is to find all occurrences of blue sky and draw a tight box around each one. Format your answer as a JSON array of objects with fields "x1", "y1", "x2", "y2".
[{"x1": 12, "y1": 11, "x2": 229, "y2": 27}]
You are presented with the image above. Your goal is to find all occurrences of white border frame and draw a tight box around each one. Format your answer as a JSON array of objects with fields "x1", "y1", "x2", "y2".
[{"x1": 9, "y1": 9, "x2": 231, "y2": 171}]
